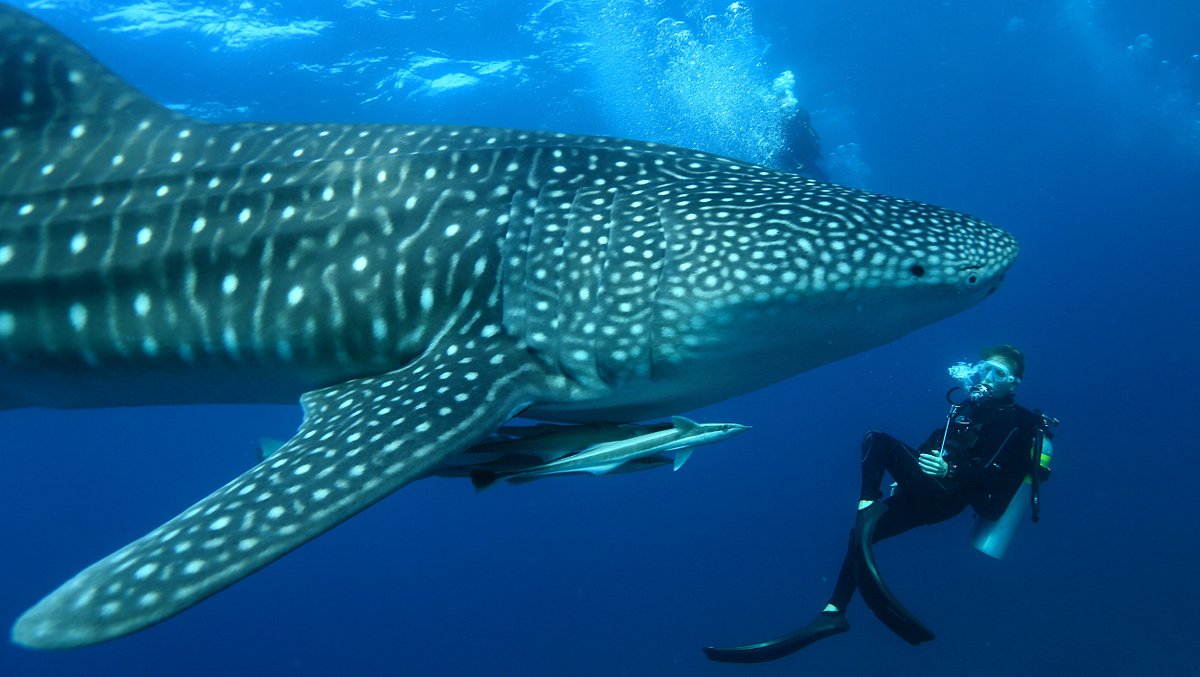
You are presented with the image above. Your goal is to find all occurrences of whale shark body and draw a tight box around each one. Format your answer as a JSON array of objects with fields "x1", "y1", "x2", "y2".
[{"x1": 0, "y1": 5, "x2": 1018, "y2": 648}]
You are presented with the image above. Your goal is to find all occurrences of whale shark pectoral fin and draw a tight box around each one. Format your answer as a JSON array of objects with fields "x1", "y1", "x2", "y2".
[{"x1": 11, "y1": 338, "x2": 545, "y2": 650}]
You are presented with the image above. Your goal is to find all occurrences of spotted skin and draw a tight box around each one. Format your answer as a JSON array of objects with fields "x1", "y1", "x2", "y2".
[{"x1": 1, "y1": 5, "x2": 1018, "y2": 648}]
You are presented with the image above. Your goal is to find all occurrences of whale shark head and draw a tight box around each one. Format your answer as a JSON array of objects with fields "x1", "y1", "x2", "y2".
[
  {"x1": 524, "y1": 163, "x2": 1017, "y2": 420},
  {"x1": 2, "y1": 4, "x2": 1018, "y2": 649}
]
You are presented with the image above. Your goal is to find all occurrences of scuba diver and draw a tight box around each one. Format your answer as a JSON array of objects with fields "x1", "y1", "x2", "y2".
[
  {"x1": 776, "y1": 108, "x2": 828, "y2": 181},
  {"x1": 705, "y1": 345, "x2": 1056, "y2": 663}
]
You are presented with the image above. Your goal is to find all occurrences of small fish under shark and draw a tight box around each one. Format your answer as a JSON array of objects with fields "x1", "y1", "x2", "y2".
[
  {"x1": 465, "y1": 416, "x2": 749, "y2": 488},
  {"x1": 0, "y1": 5, "x2": 1019, "y2": 649},
  {"x1": 262, "y1": 416, "x2": 750, "y2": 488}
]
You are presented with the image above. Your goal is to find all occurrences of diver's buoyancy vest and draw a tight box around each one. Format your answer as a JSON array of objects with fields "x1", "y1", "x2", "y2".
[{"x1": 930, "y1": 399, "x2": 1041, "y2": 520}]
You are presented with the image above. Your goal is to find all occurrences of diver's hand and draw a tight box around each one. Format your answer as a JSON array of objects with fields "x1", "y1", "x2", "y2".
[{"x1": 918, "y1": 453, "x2": 949, "y2": 478}]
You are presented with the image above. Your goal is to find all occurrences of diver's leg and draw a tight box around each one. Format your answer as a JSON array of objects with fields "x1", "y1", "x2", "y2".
[
  {"x1": 704, "y1": 529, "x2": 861, "y2": 662},
  {"x1": 828, "y1": 494, "x2": 924, "y2": 613},
  {"x1": 703, "y1": 436, "x2": 936, "y2": 663},
  {"x1": 825, "y1": 546, "x2": 857, "y2": 612},
  {"x1": 858, "y1": 431, "x2": 921, "y2": 508},
  {"x1": 703, "y1": 508, "x2": 892, "y2": 663},
  {"x1": 850, "y1": 491, "x2": 966, "y2": 645}
]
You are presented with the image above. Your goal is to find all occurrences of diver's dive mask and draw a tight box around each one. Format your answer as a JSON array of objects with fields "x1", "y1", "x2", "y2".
[{"x1": 948, "y1": 360, "x2": 1020, "y2": 400}]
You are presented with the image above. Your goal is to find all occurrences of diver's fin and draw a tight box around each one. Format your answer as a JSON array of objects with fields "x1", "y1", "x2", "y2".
[
  {"x1": 850, "y1": 503, "x2": 936, "y2": 645},
  {"x1": 13, "y1": 336, "x2": 545, "y2": 649},
  {"x1": 703, "y1": 611, "x2": 849, "y2": 663}
]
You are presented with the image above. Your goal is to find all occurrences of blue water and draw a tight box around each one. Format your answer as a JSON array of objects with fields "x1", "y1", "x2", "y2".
[{"x1": 2, "y1": 1, "x2": 1197, "y2": 675}]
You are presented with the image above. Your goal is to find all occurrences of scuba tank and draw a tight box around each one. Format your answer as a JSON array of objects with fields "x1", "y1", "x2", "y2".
[{"x1": 969, "y1": 411, "x2": 1058, "y2": 559}]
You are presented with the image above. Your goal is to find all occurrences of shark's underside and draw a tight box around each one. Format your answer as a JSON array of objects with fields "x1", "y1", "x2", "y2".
[{"x1": 0, "y1": 4, "x2": 1019, "y2": 649}]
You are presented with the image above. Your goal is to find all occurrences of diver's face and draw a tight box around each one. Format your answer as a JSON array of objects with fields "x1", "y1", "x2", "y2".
[
  {"x1": 948, "y1": 358, "x2": 1022, "y2": 400},
  {"x1": 975, "y1": 359, "x2": 1020, "y2": 398}
]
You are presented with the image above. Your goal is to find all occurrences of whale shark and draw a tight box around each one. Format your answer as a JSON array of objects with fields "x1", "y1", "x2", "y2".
[{"x1": 0, "y1": 4, "x2": 1019, "y2": 649}]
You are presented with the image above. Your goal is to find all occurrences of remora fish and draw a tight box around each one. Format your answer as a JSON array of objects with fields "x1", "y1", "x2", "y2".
[
  {"x1": 430, "y1": 420, "x2": 673, "y2": 473},
  {"x1": 0, "y1": 5, "x2": 1019, "y2": 649},
  {"x1": 468, "y1": 416, "x2": 748, "y2": 488},
  {"x1": 261, "y1": 420, "x2": 690, "y2": 479}
]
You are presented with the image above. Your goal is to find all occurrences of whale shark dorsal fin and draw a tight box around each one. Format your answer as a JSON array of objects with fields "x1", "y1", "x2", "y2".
[
  {"x1": 12, "y1": 336, "x2": 546, "y2": 649},
  {"x1": 0, "y1": 6, "x2": 183, "y2": 135}
]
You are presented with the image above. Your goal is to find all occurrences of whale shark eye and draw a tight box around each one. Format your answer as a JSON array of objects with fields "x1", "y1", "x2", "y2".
[
  {"x1": 909, "y1": 264, "x2": 925, "y2": 278},
  {"x1": 958, "y1": 263, "x2": 982, "y2": 286}
]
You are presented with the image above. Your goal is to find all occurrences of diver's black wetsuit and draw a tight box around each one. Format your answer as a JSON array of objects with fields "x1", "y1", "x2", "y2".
[{"x1": 826, "y1": 395, "x2": 1043, "y2": 611}]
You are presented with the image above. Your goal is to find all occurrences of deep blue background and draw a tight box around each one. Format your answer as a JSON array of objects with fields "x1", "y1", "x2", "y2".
[{"x1": 2, "y1": 1, "x2": 1197, "y2": 675}]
